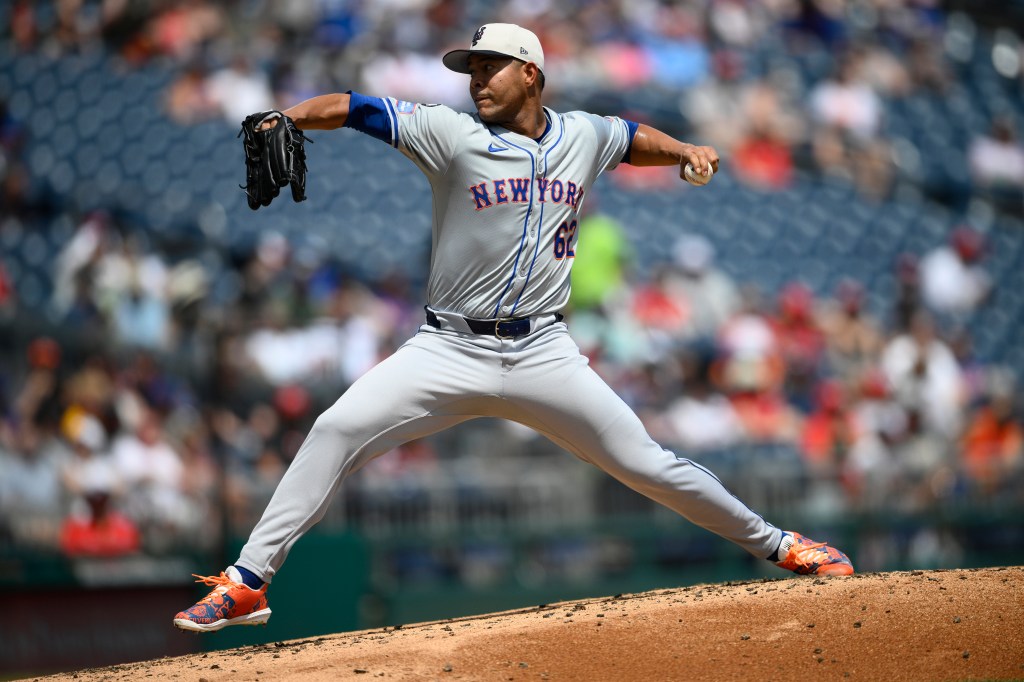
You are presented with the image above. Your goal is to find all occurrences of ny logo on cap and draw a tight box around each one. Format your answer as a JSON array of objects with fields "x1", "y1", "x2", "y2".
[{"x1": 472, "y1": 26, "x2": 485, "y2": 46}]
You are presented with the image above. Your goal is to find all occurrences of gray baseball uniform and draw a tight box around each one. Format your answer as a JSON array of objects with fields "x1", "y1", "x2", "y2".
[{"x1": 235, "y1": 94, "x2": 782, "y2": 582}]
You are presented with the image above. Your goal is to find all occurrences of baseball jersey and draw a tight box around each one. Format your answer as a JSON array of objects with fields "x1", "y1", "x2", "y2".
[{"x1": 344, "y1": 92, "x2": 639, "y2": 319}]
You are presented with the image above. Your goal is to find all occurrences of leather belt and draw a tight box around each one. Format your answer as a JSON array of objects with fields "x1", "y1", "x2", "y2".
[{"x1": 425, "y1": 309, "x2": 562, "y2": 339}]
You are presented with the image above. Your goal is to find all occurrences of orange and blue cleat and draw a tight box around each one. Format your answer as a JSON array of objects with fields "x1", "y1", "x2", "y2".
[
  {"x1": 775, "y1": 531, "x2": 854, "y2": 576},
  {"x1": 173, "y1": 567, "x2": 271, "y2": 632}
]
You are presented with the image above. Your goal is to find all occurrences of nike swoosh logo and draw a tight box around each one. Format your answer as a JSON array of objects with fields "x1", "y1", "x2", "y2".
[{"x1": 488, "y1": 143, "x2": 507, "y2": 153}]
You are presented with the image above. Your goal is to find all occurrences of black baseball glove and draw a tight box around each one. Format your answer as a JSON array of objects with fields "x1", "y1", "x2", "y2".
[{"x1": 238, "y1": 111, "x2": 311, "y2": 210}]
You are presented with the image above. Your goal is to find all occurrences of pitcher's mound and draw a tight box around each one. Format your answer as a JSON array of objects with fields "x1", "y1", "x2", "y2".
[{"x1": 42, "y1": 566, "x2": 1024, "y2": 681}]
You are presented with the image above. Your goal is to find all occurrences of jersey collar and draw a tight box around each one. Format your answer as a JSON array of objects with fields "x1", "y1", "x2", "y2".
[
  {"x1": 484, "y1": 107, "x2": 560, "y2": 147},
  {"x1": 533, "y1": 109, "x2": 552, "y2": 142}
]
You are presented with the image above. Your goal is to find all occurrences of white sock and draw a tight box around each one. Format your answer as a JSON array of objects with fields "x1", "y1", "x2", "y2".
[{"x1": 776, "y1": 533, "x2": 795, "y2": 562}]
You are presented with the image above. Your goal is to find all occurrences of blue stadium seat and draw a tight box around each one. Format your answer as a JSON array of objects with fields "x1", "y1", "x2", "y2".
[{"x1": 10, "y1": 54, "x2": 41, "y2": 92}]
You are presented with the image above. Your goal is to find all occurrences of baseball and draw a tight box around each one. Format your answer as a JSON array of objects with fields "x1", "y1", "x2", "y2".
[{"x1": 684, "y1": 162, "x2": 713, "y2": 186}]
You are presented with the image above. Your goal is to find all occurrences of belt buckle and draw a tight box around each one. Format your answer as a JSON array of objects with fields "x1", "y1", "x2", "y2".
[{"x1": 495, "y1": 318, "x2": 524, "y2": 340}]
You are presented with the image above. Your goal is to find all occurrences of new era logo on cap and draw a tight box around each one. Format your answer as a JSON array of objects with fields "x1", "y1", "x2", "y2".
[{"x1": 443, "y1": 23, "x2": 545, "y2": 75}]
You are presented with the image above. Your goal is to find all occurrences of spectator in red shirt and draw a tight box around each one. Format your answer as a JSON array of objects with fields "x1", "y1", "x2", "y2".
[
  {"x1": 801, "y1": 379, "x2": 857, "y2": 472},
  {"x1": 59, "y1": 489, "x2": 141, "y2": 558},
  {"x1": 960, "y1": 374, "x2": 1023, "y2": 494},
  {"x1": 772, "y1": 282, "x2": 826, "y2": 412},
  {"x1": 733, "y1": 119, "x2": 794, "y2": 190}
]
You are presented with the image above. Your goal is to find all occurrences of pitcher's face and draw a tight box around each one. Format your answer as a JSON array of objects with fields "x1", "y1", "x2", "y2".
[{"x1": 467, "y1": 55, "x2": 528, "y2": 124}]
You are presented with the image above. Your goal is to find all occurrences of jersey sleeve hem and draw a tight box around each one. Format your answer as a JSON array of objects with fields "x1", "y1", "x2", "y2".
[
  {"x1": 621, "y1": 119, "x2": 640, "y2": 164},
  {"x1": 343, "y1": 91, "x2": 397, "y2": 147}
]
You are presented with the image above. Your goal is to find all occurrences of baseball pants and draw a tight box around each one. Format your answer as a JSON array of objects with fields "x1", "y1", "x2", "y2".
[{"x1": 237, "y1": 320, "x2": 782, "y2": 581}]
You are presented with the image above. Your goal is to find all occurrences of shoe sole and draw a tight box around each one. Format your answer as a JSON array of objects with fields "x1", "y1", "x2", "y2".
[
  {"x1": 816, "y1": 564, "x2": 854, "y2": 576},
  {"x1": 173, "y1": 608, "x2": 272, "y2": 632}
]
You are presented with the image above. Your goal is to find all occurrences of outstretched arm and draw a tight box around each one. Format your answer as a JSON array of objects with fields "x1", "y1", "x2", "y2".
[
  {"x1": 628, "y1": 123, "x2": 719, "y2": 181},
  {"x1": 266, "y1": 93, "x2": 351, "y2": 130}
]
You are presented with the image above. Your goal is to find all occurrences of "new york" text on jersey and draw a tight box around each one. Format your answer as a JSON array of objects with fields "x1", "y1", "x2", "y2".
[{"x1": 468, "y1": 177, "x2": 584, "y2": 211}]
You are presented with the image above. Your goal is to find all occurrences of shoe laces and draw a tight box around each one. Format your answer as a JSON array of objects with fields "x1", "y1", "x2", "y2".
[
  {"x1": 788, "y1": 539, "x2": 829, "y2": 566},
  {"x1": 192, "y1": 572, "x2": 240, "y2": 596}
]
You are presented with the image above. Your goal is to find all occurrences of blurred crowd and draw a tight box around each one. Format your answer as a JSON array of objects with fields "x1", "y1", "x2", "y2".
[
  {"x1": 7, "y1": 0, "x2": 1024, "y2": 206},
  {"x1": 1, "y1": 205, "x2": 1020, "y2": 559},
  {"x1": 2, "y1": 0, "x2": 1024, "y2": 561},
  {"x1": 0, "y1": 211, "x2": 425, "y2": 556},
  {"x1": 572, "y1": 217, "x2": 1017, "y2": 512}
]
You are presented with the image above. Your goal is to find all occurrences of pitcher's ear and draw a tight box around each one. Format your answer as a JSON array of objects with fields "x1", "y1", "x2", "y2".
[{"x1": 522, "y1": 61, "x2": 543, "y2": 90}]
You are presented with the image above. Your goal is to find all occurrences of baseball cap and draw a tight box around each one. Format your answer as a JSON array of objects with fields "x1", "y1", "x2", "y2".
[{"x1": 443, "y1": 23, "x2": 545, "y2": 75}]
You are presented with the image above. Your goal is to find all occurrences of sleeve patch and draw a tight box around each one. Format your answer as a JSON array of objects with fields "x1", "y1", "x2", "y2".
[{"x1": 395, "y1": 100, "x2": 417, "y2": 114}]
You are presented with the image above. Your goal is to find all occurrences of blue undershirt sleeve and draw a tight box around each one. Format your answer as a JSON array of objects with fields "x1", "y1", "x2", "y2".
[
  {"x1": 621, "y1": 119, "x2": 641, "y2": 164},
  {"x1": 343, "y1": 90, "x2": 395, "y2": 145}
]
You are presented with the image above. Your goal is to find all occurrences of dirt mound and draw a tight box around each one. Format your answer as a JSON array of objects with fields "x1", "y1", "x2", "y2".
[{"x1": 38, "y1": 567, "x2": 1024, "y2": 681}]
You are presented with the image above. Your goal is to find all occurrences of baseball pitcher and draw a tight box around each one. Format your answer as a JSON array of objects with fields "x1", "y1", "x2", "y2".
[{"x1": 175, "y1": 23, "x2": 853, "y2": 633}]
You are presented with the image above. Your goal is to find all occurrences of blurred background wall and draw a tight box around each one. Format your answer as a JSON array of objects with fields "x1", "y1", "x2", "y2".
[{"x1": 2, "y1": 0, "x2": 1024, "y2": 676}]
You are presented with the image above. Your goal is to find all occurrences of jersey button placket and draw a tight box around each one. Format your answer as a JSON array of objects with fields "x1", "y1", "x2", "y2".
[
  {"x1": 533, "y1": 148, "x2": 544, "y2": 238},
  {"x1": 503, "y1": 150, "x2": 540, "y2": 314}
]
